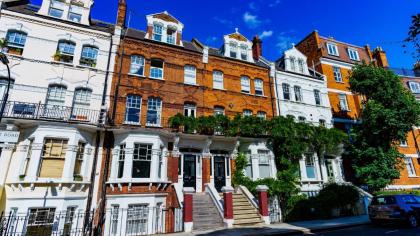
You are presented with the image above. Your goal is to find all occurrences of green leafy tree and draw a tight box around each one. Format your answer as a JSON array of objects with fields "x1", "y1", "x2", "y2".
[{"x1": 347, "y1": 64, "x2": 420, "y2": 192}]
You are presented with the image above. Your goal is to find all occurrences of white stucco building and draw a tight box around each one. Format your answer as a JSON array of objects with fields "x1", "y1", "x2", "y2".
[
  {"x1": 0, "y1": 1, "x2": 118, "y2": 231},
  {"x1": 273, "y1": 46, "x2": 344, "y2": 196}
]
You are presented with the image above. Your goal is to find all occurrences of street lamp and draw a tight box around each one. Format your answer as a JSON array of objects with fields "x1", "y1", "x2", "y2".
[{"x1": 0, "y1": 52, "x2": 11, "y2": 123}]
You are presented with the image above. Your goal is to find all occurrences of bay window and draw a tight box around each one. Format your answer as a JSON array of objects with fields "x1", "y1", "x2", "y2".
[
  {"x1": 146, "y1": 97, "x2": 162, "y2": 126},
  {"x1": 150, "y1": 59, "x2": 164, "y2": 79},
  {"x1": 132, "y1": 144, "x2": 152, "y2": 178},
  {"x1": 73, "y1": 142, "x2": 85, "y2": 179},
  {"x1": 125, "y1": 95, "x2": 142, "y2": 124},
  {"x1": 117, "y1": 144, "x2": 125, "y2": 178}
]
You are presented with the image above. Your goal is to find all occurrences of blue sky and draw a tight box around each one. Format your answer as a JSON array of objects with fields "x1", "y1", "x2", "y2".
[{"x1": 33, "y1": 0, "x2": 420, "y2": 68}]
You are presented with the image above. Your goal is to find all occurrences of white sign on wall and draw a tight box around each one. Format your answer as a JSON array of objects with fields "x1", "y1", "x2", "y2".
[{"x1": 0, "y1": 130, "x2": 20, "y2": 143}]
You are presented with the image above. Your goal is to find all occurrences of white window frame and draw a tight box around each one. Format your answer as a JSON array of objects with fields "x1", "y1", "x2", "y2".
[
  {"x1": 327, "y1": 43, "x2": 339, "y2": 56},
  {"x1": 305, "y1": 155, "x2": 317, "y2": 179},
  {"x1": 184, "y1": 103, "x2": 196, "y2": 117},
  {"x1": 254, "y1": 79, "x2": 264, "y2": 96},
  {"x1": 258, "y1": 150, "x2": 271, "y2": 178},
  {"x1": 348, "y1": 48, "x2": 360, "y2": 61},
  {"x1": 214, "y1": 106, "x2": 225, "y2": 116},
  {"x1": 129, "y1": 55, "x2": 145, "y2": 76},
  {"x1": 290, "y1": 57, "x2": 296, "y2": 71},
  {"x1": 68, "y1": 4, "x2": 83, "y2": 23},
  {"x1": 298, "y1": 59, "x2": 304, "y2": 73},
  {"x1": 213, "y1": 71, "x2": 224, "y2": 89},
  {"x1": 240, "y1": 44, "x2": 248, "y2": 60},
  {"x1": 282, "y1": 83, "x2": 290, "y2": 100},
  {"x1": 6, "y1": 30, "x2": 27, "y2": 48},
  {"x1": 333, "y1": 66, "x2": 343, "y2": 82},
  {"x1": 152, "y1": 23, "x2": 163, "y2": 42},
  {"x1": 146, "y1": 97, "x2": 162, "y2": 127},
  {"x1": 48, "y1": 0, "x2": 65, "y2": 18},
  {"x1": 125, "y1": 95, "x2": 142, "y2": 125},
  {"x1": 400, "y1": 139, "x2": 408, "y2": 147},
  {"x1": 339, "y1": 94, "x2": 349, "y2": 111},
  {"x1": 184, "y1": 65, "x2": 196, "y2": 85},
  {"x1": 132, "y1": 144, "x2": 153, "y2": 179},
  {"x1": 314, "y1": 89, "x2": 321, "y2": 106},
  {"x1": 294, "y1": 86, "x2": 303, "y2": 102},
  {"x1": 409, "y1": 81, "x2": 420, "y2": 94},
  {"x1": 166, "y1": 27, "x2": 176, "y2": 45},
  {"x1": 257, "y1": 111, "x2": 266, "y2": 119},
  {"x1": 243, "y1": 109, "x2": 252, "y2": 117},
  {"x1": 150, "y1": 59, "x2": 164, "y2": 80},
  {"x1": 229, "y1": 42, "x2": 238, "y2": 58},
  {"x1": 241, "y1": 76, "x2": 250, "y2": 94},
  {"x1": 117, "y1": 144, "x2": 126, "y2": 179},
  {"x1": 405, "y1": 157, "x2": 417, "y2": 177}
]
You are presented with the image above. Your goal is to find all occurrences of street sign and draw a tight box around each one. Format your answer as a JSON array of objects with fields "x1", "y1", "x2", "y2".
[{"x1": 0, "y1": 130, "x2": 20, "y2": 143}]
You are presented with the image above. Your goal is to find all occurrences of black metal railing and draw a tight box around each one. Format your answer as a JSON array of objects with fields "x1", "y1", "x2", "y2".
[{"x1": 2, "y1": 101, "x2": 105, "y2": 125}]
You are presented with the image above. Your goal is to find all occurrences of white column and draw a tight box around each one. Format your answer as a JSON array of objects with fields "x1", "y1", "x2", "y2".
[
  {"x1": 15, "y1": 141, "x2": 31, "y2": 181},
  {"x1": 299, "y1": 158, "x2": 307, "y2": 180},
  {"x1": 0, "y1": 144, "x2": 15, "y2": 186},
  {"x1": 62, "y1": 133, "x2": 78, "y2": 181},
  {"x1": 250, "y1": 149, "x2": 259, "y2": 181},
  {"x1": 196, "y1": 155, "x2": 202, "y2": 192},
  {"x1": 123, "y1": 141, "x2": 134, "y2": 180},
  {"x1": 150, "y1": 143, "x2": 160, "y2": 181},
  {"x1": 109, "y1": 146, "x2": 120, "y2": 181},
  {"x1": 26, "y1": 135, "x2": 45, "y2": 181}
]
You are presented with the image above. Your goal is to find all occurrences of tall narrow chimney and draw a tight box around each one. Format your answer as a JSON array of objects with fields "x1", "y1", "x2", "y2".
[
  {"x1": 116, "y1": 0, "x2": 127, "y2": 27},
  {"x1": 372, "y1": 47, "x2": 389, "y2": 68},
  {"x1": 252, "y1": 35, "x2": 263, "y2": 61}
]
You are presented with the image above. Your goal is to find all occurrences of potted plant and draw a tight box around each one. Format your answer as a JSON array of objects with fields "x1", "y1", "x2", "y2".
[
  {"x1": 73, "y1": 174, "x2": 83, "y2": 181},
  {"x1": 169, "y1": 113, "x2": 184, "y2": 132},
  {"x1": 53, "y1": 51, "x2": 62, "y2": 61}
]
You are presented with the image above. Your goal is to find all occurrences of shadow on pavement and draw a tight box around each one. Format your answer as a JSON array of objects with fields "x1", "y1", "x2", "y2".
[{"x1": 194, "y1": 227, "x2": 304, "y2": 236}]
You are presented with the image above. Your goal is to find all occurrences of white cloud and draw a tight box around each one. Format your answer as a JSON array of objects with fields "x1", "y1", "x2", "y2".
[
  {"x1": 269, "y1": 0, "x2": 281, "y2": 7},
  {"x1": 260, "y1": 30, "x2": 273, "y2": 39},
  {"x1": 243, "y1": 12, "x2": 262, "y2": 29}
]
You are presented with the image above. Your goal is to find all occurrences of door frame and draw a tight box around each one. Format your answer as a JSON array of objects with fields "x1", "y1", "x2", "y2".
[
  {"x1": 213, "y1": 155, "x2": 226, "y2": 192},
  {"x1": 179, "y1": 152, "x2": 202, "y2": 192}
]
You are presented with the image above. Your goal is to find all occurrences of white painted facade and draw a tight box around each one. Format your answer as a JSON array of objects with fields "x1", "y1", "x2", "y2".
[
  {"x1": 273, "y1": 46, "x2": 344, "y2": 195},
  {"x1": 0, "y1": 0, "x2": 118, "y2": 216}
]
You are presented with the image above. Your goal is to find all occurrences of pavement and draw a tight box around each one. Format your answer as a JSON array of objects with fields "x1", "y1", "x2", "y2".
[
  {"x1": 307, "y1": 224, "x2": 420, "y2": 236},
  {"x1": 161, "y1": 215, "x2": 371, "y2": 236}
]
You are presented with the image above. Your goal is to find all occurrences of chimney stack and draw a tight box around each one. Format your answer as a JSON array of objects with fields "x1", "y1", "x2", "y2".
[
  {"x1": 372, "y1": 47, "x2": 389, "y2": 68},
  {"x1": 116, "y1": 0, "x2": 127, "y2": 27},
  {"x1": 252, "y1": 35, "x2": 263, "y2": 61}
]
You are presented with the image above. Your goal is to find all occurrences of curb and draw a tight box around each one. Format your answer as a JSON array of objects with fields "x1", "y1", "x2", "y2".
[{"x1": 262, "y1": 222, "x2": 370, "y2": 235}]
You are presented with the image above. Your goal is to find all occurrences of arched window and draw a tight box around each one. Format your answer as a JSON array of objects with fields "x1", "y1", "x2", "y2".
[
  {"x1": 214, "y1": 106, "x2": 225, "y2": 115},
  {"x1": 243, "y1": 109, "x2": 252, "y2": 117},
  {"x1": 125, "y1": 94, "x2": 142, "y2": 124},
  {"x1": 146, "y1": 97, "x2": 162, "y2": 126},
  {"x1": 213, "y1": 71, "x2": 224, "y2": 89},
  {"x1": 153, "y1": 23, "x2": 163, "y2": 41},
  {"x1": 241, "y1": 76, "x2": 250, "y2": 94},
  {"x1": 254, "y1": 79, "x2": 263, "y2": 96},
  {"x1": 184, "y1": 65, "x2": 196, "y2": 85},
  {"x1": 130, "y1": 55, "x2": 145, "y2": 76},
  {"x1": 80, "y1": 45, "x2": 98, "y2": 67},
  {"x1": 56, "y1": 40, "x2": 76, "y2": 63},
  {"x1": 46, "y1": 84, "x2": 67, "y2": 107},
  {"x1": 6, "y1": 30, "x2": 27, "y2": 55},
  {"x1": 257, "y1": 111, "x2": 266, "y2": 119}
]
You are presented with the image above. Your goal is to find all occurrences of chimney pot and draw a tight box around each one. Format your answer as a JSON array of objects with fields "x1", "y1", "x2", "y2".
[{"x1": 252, "y1": 35, "x2": 262, "y2": 61}]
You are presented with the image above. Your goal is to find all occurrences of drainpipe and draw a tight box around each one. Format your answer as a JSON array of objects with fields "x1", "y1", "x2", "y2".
[
  {"x1": 111, "y1": 29, "x2": 126, "y2": 123},
  {"x1": 268, "y1": 65, "x2": 276, "y2": 118}
]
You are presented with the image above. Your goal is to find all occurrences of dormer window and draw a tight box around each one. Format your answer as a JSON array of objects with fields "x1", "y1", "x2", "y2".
[
  {"x1": 240, "y1": 45, "x2": 248, "y2": 60},
  {"x1": 327, "y1": 43, "x2": 339, "y2": 56},
  {"x1": 68, "y1": 4, "x2": 83, "y2": 23},
  {"x1": 153, "y1": 24, "x2": 163, "y2": 42},
  {"x1": 290, "y1": 57, "x2": 296, "y2": 71},
  {"x1": 229, "y1": 42, "x2": 237, "y2": 58},
  {"x1": 167, "y1": 27, "x2": 176, "y2": 44},
  {"x1": 48, "y1": 0, "x2": 65, "y2": 18},
  {"x1": 348, "y1": 48, "x2": 360, "y2": 61},
  {"x1": 298, "y1": 59, "x2": 304, "y2": 73}
]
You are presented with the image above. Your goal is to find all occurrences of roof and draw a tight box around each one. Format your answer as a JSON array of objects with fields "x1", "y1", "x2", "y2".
[
  {"x1": 151, "y1": 12, "x2": 180, "y2": 24},
  {"x1": 3, "y1": 1, "x2": 114, "y2": 33},
  {"x1": 227, "y1": 32, "x2": 248, "y2": 42}
]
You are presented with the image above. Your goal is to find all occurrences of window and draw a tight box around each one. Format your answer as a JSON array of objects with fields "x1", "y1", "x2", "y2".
[
  {"x1": 298, "y1": 116, "x2": 306, "y2": 122},
  {"x1": 132, "y1": 144, "x2": 152, "y2": 178},
  {"x1": 305, "y1": 155, "x2": 316, "y2": 179},
  {"x1": 150, "y1": 59, "x2": 164, "y2": 79},
  {"x1": 73, "y1": 142, "x2": 85, "y2": 177},
  {"x1": 294, "y1": 86, "x2": 303, "y2": 102},
  {"x1": 314, "y1": 89, "x2": 321, "y2": 106},
  {"x1": 339, "y1": 94, "x2": 349, "y2": 111},
  {"x1": 68, "y1": 4, "x2": 83, "y2": 23},
  {"x1": 125, "y1": 95, "x2": 142, "y2": 124},
  {"x1": 6, "y1": 30, "x2": 27, "y2": 55},
  {"x1": 254, "y1": 79, "x2": 263, "y2": 96},
  {"x1": 111, "y1": 205, "x2": 120, "y2": 235},
  {"x1": 319, "y1": 119, "x2": 326, "y2": 127},
  {"x1": 56, "y1": 40, "x2": 76, "y2": 63},
  {"x1": 63, "y1": 206, "x2": 76, "y2": 235},
  {"x1": 72, "y1": 88, "x2": 92, "y2": 120},
  {"x1": 117, "y1": 144, "x2": 125, "y2": 178},
  {"x1": 48, "y1": 0, "x2": 64, "y2": 18},
  {"x1": 146, "y1": 97, "x2": 162, "y2": 126},
  {"x1": 408, "y1": 82, "x2": 420, "y2": 94},
  {"x1": 167, "y1": 27, "x2": 176, "y2": 44},
  {"x1": 243, "y1": 109, "x2": 252, "y2": 117},
  {"x1": 20, "y1": 139, "x2": 33, "y2": 177},
  {"x1": 333, "y1": 66, "x2": 342, "y2": 82},
  {"x1": 348, "y1": 48, "x2": 360, "y2": 61},
  {"x1": 282, "y1": 83, "x2": 290, "y2": 100},
  {"x1": 400, "y1": 139, "x2": 408, "y2": 147},
  {"x1": 80, "y1": 46, "x2": 98, "y2": 67},
  {"x1": 130, "y1": 55, "x2": 145, "y2": 76},
  {"x1": 39, "y1": 139, "x2": 68, "y2": 178},
  {"x1": 0, "y1": 79, "x2": 14, "y2": 101},
  {"x1": 213, "y1": 71, "x2": 224, "y2": 89},
  {"x1": 240, "y1": 44, "x2": 248, "y2": 60},
  {"x1": 126, "y1": 205, "x2": 148, "y2": 235},
  {"x1": 257, "y1": 111, "x2": 266, "y2": 119},
  {"x1": 153, "y1": 24, "x2": 163, "y2": 41},
  {"x1": 290, "y1": 57, "x2": 296, "y2": 71},
  {"x1": 298, "y1": 59, "x2": 304, "y2": 73},
  {"x1": 327, "y1": 43, "x2": 339, "y2": 56},
  {"x1": 46, "y1": 84, "x2": 66, "y2": 107},
  {"x1": 258, "y1": 150, "x2": 271, "y2": 178},
  {"x1": 244, "y1": 152, "x2": 252, "y2": 178},
  {"x1": 241, "y1": 76, "x2": 250, "y2": 94},
  {"x1": 184, "y1": 65, "x2": 196, "y2": 85},
  {"x1": 229, "y1": 42, "x2": 237, "y2": 58},
  {"x1": 27, "y1": 208, "x2": 55, "y2": 235},
  {"x1": 405, "y1": 157, "x2": 417, "y2": 177},
  {"x1": 214, "y1": 106, "x2": 225, "y2": 116},
  {"x1": 184, "y1": 103, "x2": 196, "y2": 117}
]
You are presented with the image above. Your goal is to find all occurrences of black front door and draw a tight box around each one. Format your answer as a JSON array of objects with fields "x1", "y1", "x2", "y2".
[
  {"x1": 214, "y1": 156, "x2": 226, "y2": 192},
  {"x1": 183, "y1": 154, "x2": 196, "y2": 188}
]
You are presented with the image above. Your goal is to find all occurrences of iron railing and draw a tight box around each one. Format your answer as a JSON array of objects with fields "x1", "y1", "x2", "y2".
[
  {"x1": 269, "y1": 196, "x2": 281, "y2": 223},
  {"x1": 2, "y1": 101, "x2": 105, "y2": 125}
]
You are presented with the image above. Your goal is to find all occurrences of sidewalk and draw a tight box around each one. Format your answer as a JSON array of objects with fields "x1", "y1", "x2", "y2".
[{"x1": 163, "y1": 215, "x2": 370, "y2": 236}]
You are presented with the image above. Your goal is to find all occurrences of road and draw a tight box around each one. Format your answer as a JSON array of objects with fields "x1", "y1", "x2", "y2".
[{"x1": 307, "y1": 224, "x2": 420, "y2": 236}]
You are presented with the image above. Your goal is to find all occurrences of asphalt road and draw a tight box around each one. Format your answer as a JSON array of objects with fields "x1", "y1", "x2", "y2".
[{"x1": 308, "y1": 224, "x2": 420, "y2": 236}]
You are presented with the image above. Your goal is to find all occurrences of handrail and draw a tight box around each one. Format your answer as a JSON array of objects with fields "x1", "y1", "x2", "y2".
[
  {"x1": 205, "y1": 183, "x2": 224, "y2": 218},
  {"x1": 238, "y1": 185, "x2": 259, "y2": 209}
]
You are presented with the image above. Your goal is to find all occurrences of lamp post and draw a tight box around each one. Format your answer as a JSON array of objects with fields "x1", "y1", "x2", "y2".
[{"x1": 0, "y1": 52, "x2": 11, "y2": 123}]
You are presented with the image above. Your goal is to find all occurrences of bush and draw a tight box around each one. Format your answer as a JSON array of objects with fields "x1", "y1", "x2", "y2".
[{"x1": 375, "y1": 189, "x2": 420, "y2": 196}]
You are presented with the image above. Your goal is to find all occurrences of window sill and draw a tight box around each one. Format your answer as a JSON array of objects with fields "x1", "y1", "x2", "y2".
[
  {"x1": 77, "y1": 64, "x2": 98, "y2": 70},
  {"x1": 146, "y1": 123, "x2": 162, "y2": 128},
  {"x1": 328, "y1": 53, "x2": 340, "y2": 57},
  {"x1": 335, "y1": 81, "x2": 345, "y2": 84},
  {"x1": 408, "y1": 175, "x2": 419, "y2": 178},
  {"x1": 149, "y1": 76, "x2": 164, "y2": 81},
  {"x1": 51, "y1": 60, "x2": 74, "y2": 67},
  {"x1": 212, "y1": 87, "x2": 226, "y2": 91},
  {"x1": 254, "y1": 94, "x2": 267, "y2": 98},
  {"x1": 128, "y1": 73, "x2": 145, "y2": 78},
  {"x1": 183, "y1": 82, "x2": 199, "y2": 87},
  {"x1": 123, "y1": 121, "x2": 141, "y2": 126}
]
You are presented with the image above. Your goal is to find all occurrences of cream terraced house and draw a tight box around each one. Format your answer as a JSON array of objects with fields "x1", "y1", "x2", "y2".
[{"x1": 0, "y1": 1, "x2": 119, "y2": 230}]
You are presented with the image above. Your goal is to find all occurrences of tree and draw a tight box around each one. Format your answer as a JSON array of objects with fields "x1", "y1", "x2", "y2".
[
  {"x1": 346, "y1": 64, "x2": 420, "y2": 192},
  {"x1": 406, "y1": 14, "x2": 420, "y2": 60}
]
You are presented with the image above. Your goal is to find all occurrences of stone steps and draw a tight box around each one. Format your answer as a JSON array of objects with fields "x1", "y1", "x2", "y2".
[
  {"x1": 231, "y1": 191, "x2": 264, "y2": 227},
  {"x1": 192, "y1": 193, "x2": 224, "y2": 230}
]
